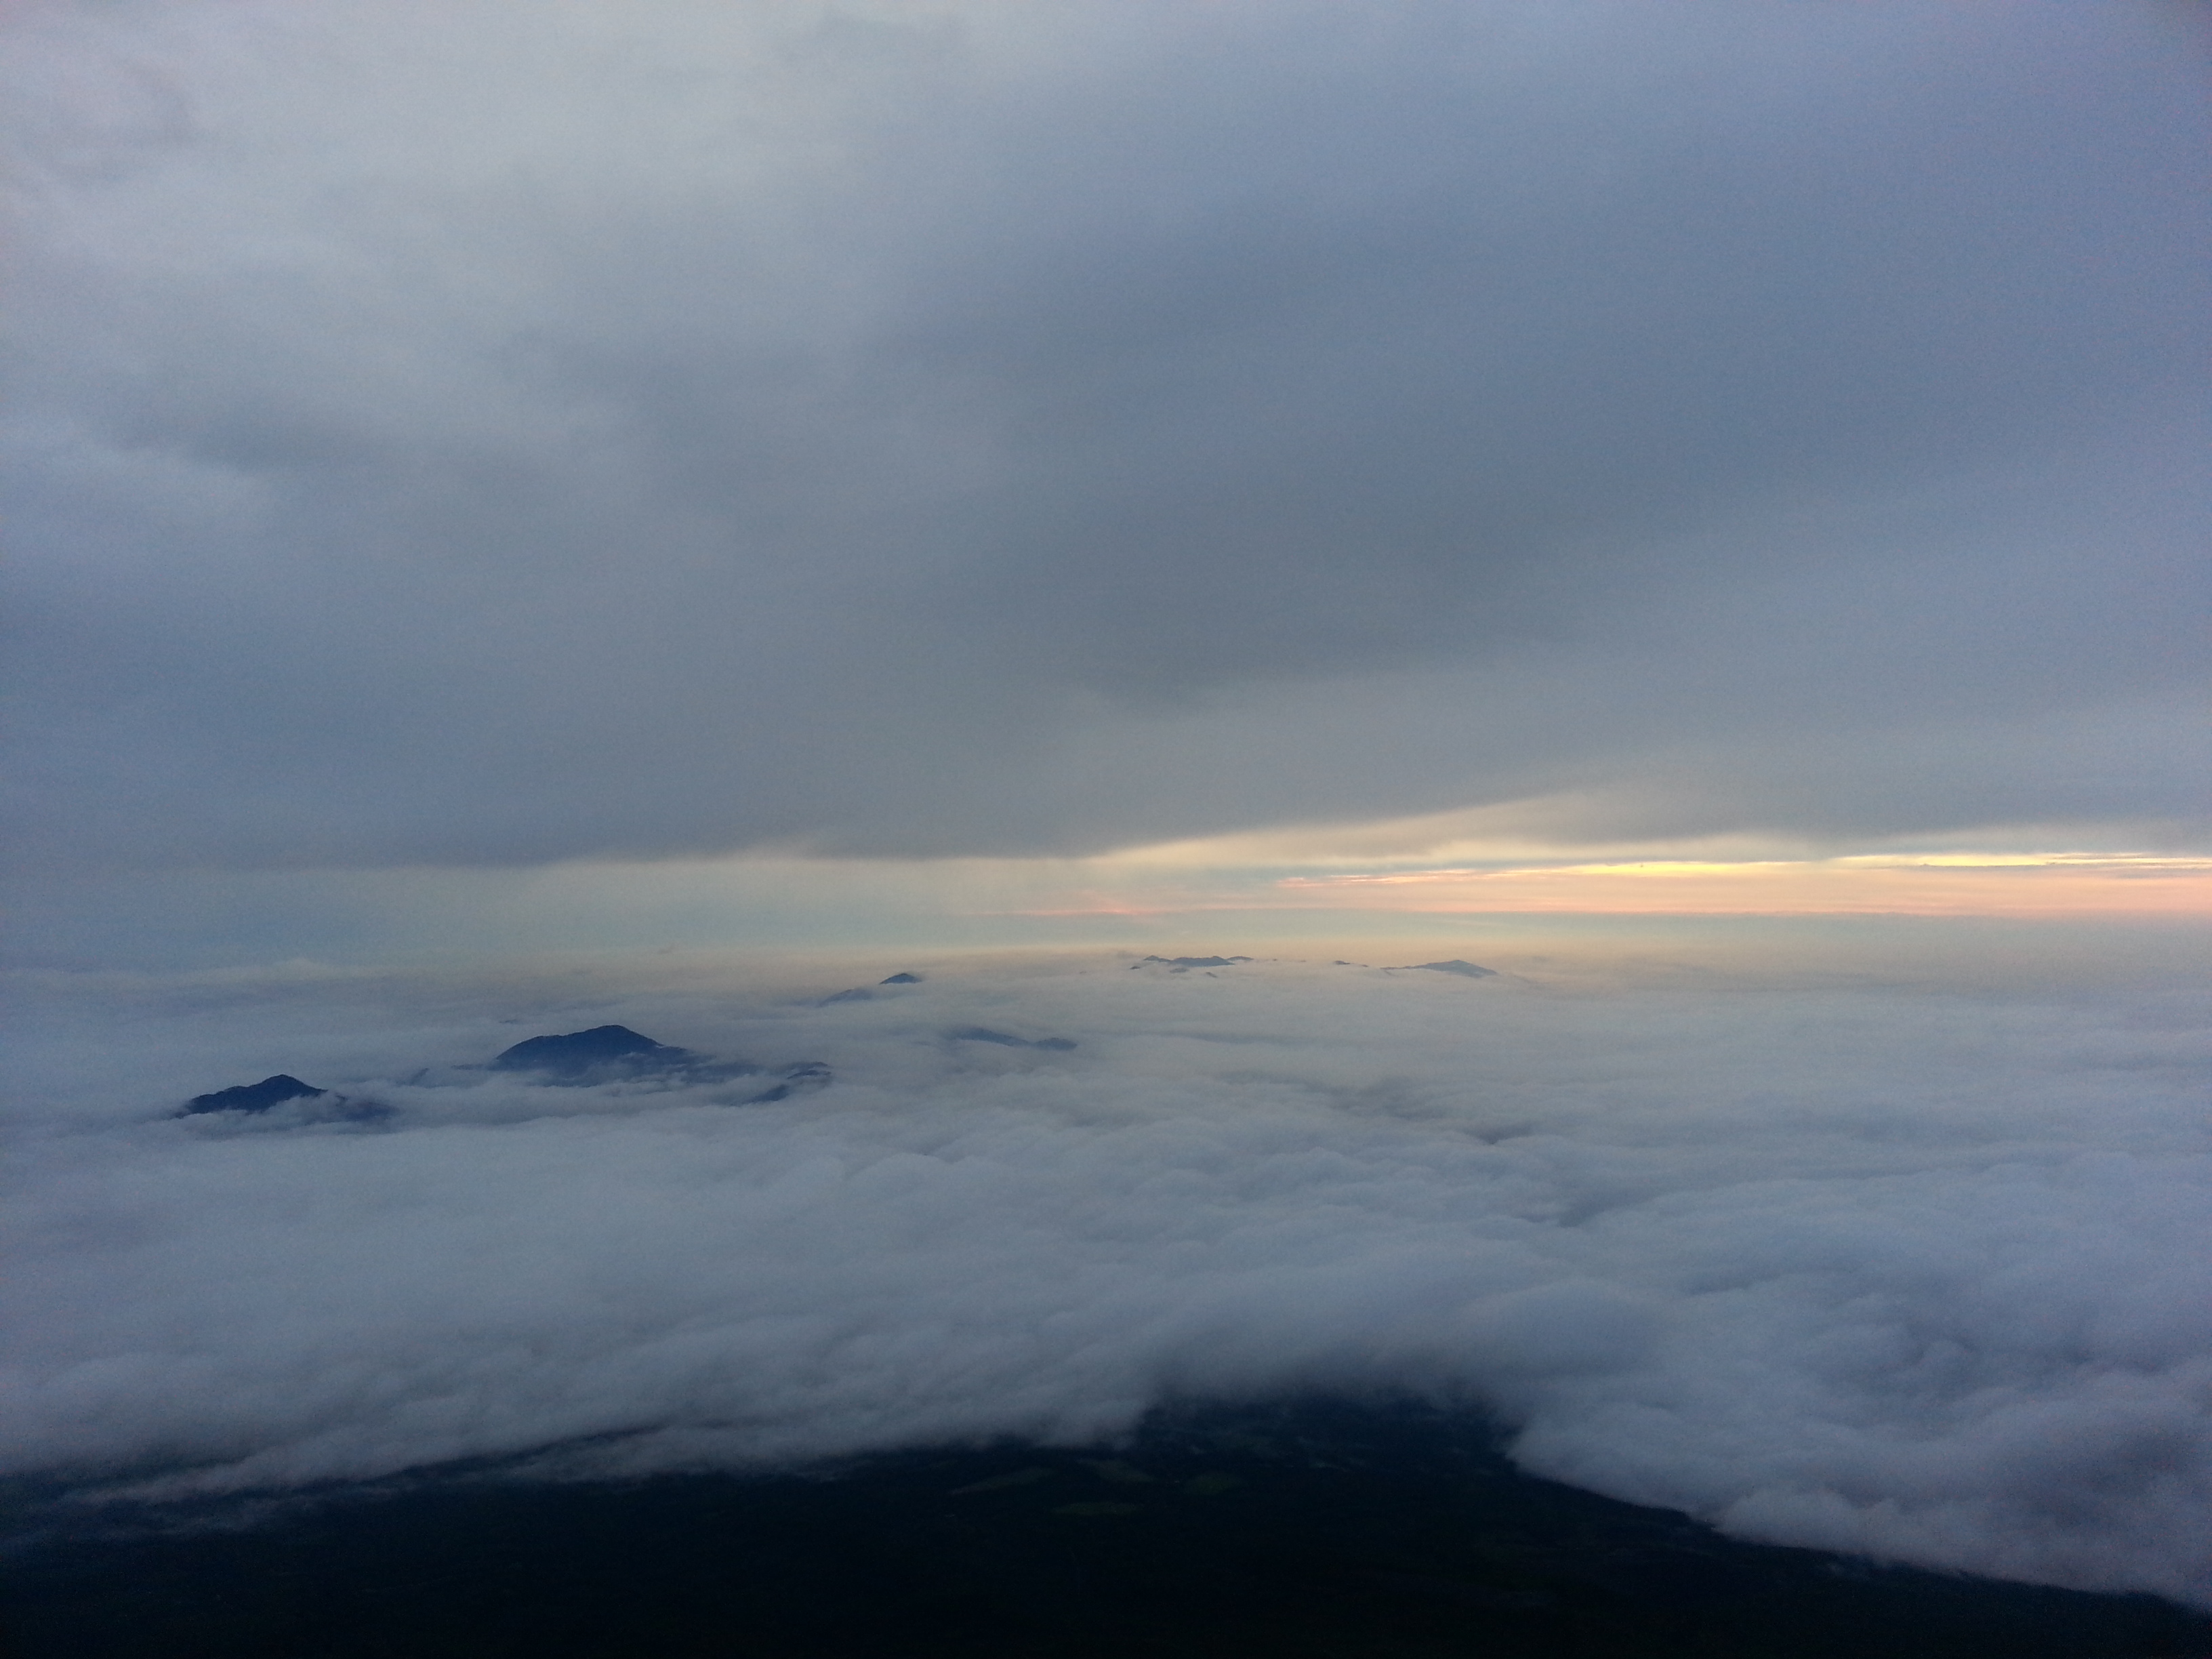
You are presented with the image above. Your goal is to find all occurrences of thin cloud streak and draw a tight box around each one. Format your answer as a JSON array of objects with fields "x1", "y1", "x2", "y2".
[
  {"x1": 1269, "y1": 855, "x2": 2212, "y2": 918},
  {"x1": 9, "y1": 842, "x2": 2205, "y2": 973}
]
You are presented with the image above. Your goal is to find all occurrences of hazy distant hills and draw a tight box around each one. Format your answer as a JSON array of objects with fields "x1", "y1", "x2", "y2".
[
  {"x1": 173, "y1": 960, "x2": 1499, "y2": 1120},
  {"x1": 947, "y1": 1027, "x2": 1078, "y2": 1051},
  {"x1": 1130, "y1": 955, "x2": 1499, "y2": 979},
  {"x1": 176, "y1": 1023, "x2": 830, "y2": 1118}
]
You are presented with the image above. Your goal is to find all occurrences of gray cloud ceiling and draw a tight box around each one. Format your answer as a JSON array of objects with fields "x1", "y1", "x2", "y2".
[{"x1": 6, "y1": 0, "x2": 2206, "y2": 870}]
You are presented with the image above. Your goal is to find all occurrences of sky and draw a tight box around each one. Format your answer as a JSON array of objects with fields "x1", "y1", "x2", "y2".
[
  {"x1": 5, "y1": 0, "x2": 2211, "y2": 1616},
  {"x1": 3, "y1": 0, "x2": 2207, "y2": 964}
]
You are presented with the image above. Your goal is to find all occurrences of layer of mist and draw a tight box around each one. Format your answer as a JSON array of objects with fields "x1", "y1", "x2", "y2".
[{"x1": 7, "y1": 946, "x2": 2208, "y2": 1605}]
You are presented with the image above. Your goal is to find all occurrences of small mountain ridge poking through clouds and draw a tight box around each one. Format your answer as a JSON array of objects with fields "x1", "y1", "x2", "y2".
[
  {"x1": 176, "y1": 1025, "x2": 831, "y2": 1120},
  {"x1": 490, "y1": 1025, "x2": 697, "y2": 1079},
  {"x1": 946, "y1": 1027, "x2": 1078, "y2": 1051},
  {"x1": 181, "y1": 1075, "x2": 327, "y2": 1115}
]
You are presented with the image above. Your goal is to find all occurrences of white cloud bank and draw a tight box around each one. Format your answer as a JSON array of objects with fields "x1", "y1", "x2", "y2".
[{"x1": 7, "y1": 947, "x2": 2210, "y2": 1605}]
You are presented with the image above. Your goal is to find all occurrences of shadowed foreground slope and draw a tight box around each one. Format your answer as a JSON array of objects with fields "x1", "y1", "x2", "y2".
[{"x1": 7, "y1": 1400, "x2": 2205, "y2": 1659}]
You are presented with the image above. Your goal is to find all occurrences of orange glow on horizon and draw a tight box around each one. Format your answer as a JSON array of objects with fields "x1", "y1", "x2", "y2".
[{"x1": 1267, "y1": 855, "x2": 2212, "y2": 917}]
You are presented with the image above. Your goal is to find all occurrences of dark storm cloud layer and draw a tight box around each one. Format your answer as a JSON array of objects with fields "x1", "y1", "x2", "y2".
[
  {"x1": 5, "y1": 1, "x2": 2207, "y2": 869},
  {"x1": 8, "y1": 955, "x2": 2211, "y2": 1604}
]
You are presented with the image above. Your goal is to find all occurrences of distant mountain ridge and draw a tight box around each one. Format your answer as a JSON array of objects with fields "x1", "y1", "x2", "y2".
[
  {"x1": 175, "y1": 962, "x2": 1496, "y2": 1120},
  {"x1": 947, "y1": 1027, "x2": 1078, "y2": 1051},
  {"x1": 182, "y1": 1075, "x2": 327, "y2": 1115},
  {"x1": 490, "y1": 1025, "x2": 697, "y2": 1079},
  {"x1": 178, "y1": 1025, "x2": 828, "y2": 1119}
]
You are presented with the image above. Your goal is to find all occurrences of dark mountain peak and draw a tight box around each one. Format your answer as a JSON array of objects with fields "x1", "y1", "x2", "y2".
[
  {"x1": 1393, "y1": 960, "x2": 1497, "y2": 979},
  {"x1": 1132, "y1": 955, "x2": 1252, "y2": 970},
  {"x1": 181, "y1": 1075, "x2": 327, "y2": 1116},
  {"x1": 491, "y1": 1025, "x2": 693, "y2": 1077},
  {"x1": 948, "y1": 1027, "x2": 1078, "y2": 1051},
  {"x1": 879, "y1": 972, "x2": 922, "y2": 985},
  {"x1": 743, "y1": 1061, "x2": 836, "y2": 1103}
]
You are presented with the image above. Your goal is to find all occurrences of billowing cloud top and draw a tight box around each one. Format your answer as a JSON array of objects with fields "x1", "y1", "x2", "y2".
[
  {"x1": 5, "y1": 0, "x2": 2207, "y2": 872},
  {"x1": 9, "y1": 949, "x2": 2212, "y2": 1604}
]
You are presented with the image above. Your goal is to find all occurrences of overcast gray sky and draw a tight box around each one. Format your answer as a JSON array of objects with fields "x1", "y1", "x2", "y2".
[
  {"x1": 6, "y1": 0, "x2": 2207, "y2": 897},
  {"x1": 9, "y1": 7, "x2": 2212, "y2": 1603}
]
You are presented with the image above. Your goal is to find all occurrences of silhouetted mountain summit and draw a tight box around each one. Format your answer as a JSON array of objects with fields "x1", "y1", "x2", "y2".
[
  {"x1": 484, "y1": 1024, "x2": 831, "y2": 1101},
  {"x1": 491, "y1": 1025, "x2": 695, "y2": 1078},
  {"x1": 821, "y1": 972, "x2": 924, "y2": 1004},
  {"x1": 182, "y1": 1075, "x2": 327, "y2": 1115},
  {"x1": 1392, "y1": 960, "x2": 1497, "y2": 979}
]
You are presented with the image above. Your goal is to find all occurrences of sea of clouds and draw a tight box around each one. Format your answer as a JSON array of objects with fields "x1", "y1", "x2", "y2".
[{"x1": 7, "y1": 945, "x2": 2211, "y2": 1605}]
